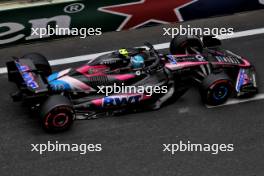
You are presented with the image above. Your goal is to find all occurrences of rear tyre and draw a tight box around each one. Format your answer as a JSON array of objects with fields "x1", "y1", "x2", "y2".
[
  {"x1": 170, "y1": 35, "x2": 203, "y2": 54},
  {"x1": 200, "y1": 73, "x2": 233, "y2": 106},
  {"x1": 22, "y1": 53, "x2": 51, "y2": 76},
  {"x1": 39, "y1": 95, "x2": 75, "y2": 132}
]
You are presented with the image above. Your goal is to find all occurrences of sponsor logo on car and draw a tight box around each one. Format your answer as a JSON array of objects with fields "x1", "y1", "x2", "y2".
[
  {"x1": 167, "y1": 55, "x2": 177, "y2": 64},
  {"x1": 16, "y1": 62, "x2": 39, "y2": 89},
  {"x1": 103, "y1": 94, "x2": 142, "y2": 107}
]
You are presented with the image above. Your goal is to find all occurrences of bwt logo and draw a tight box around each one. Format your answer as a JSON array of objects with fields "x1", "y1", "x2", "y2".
[
  {"x1": 103, "y1": 95, "x2": 142, "y2": 107},
  {"x1": 16, "y1": 62, "x2": 39, "y2": 89},
  {"x1": 22, "y1": 72, "x2": 39, "y2": 89},
  {"x1": 0, "y1": 15, "x2": 71, "y2": 45},
  {"x1": 16, "y1": 62, "x2": 29, "y2": 72}
]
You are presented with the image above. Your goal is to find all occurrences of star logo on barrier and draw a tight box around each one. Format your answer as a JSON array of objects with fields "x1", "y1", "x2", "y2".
[{"x1": 98, "y1": 0, "x2": 198, "y2": 30}]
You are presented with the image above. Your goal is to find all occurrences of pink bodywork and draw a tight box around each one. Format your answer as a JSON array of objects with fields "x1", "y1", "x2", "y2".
[{"x1": 165, "y1": 53, "x2": 251, "y2": 70}]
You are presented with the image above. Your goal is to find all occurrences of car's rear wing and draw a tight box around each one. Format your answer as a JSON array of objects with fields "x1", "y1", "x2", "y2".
[{"x1": 6, "y1": 58, "x2": 49, "y2": 101}]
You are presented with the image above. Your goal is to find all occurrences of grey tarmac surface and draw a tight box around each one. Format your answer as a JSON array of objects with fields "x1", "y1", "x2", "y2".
[{"x1": 0, "y1": 10, "x2": 264, "y2": 176}]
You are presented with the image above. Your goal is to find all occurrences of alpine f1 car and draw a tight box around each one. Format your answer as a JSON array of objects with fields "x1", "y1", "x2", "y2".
[{"x1": 6, "y1": 35, "x2": 258, "y2": 132}]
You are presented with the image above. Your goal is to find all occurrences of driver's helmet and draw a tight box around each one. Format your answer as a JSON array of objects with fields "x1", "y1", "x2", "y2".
[
  {"x1": 119, "y1": 48, "x2": 129, "y2": 58},
  {"x1": 130, "y1": 55, "x2": 145, "y2": 69}
]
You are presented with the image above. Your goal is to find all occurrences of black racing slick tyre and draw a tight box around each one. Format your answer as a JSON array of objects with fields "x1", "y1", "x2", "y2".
[
  {"x1": 170, "y1": 35, "x2": 203, "y2": 54},
  {"x1": 200, "y1": 73, "x2": 233, "y2": 106},
  {"x1": 40, "y1": 95, "x2": 75, "y2": 132},
  {"x1": 22, "y1": 53, "x2": 52, "y2": 77}
]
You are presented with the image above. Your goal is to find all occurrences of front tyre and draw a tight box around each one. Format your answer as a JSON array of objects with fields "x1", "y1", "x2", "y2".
[
  {"x1": 40, "y1": 95, "x2": 75, "y2": 132},
  {"x1": 170, "y1": 35, "x2": 203, "y2": 54},
  {"x1": 200, "y1": 73, "x2": 233, "y2": 106}
]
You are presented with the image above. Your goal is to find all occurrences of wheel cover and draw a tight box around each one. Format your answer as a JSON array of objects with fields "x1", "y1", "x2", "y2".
[
  {"x1": 212, "y1": 85, "x2": 229, "y2": 101},
  {"x1": 52, "y1": 113, "x2": 69, "y2": 127}
]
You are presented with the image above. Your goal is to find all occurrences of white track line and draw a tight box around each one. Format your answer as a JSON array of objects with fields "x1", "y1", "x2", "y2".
[
  {"x1": 1, "y1": 27, "x2": 263, "y2": 75},
  {"x1": 206, "y1": 93, "x2": 264, "y2": 108},
  {"x1": 217, "y1": 28, "x2": 264, "y2": 40},
  {"x1": 0, "y1": 67, "x2": 6, "y2": 74}
]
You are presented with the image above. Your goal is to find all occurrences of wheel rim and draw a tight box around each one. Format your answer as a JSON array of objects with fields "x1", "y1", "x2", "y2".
[
  {"x1": 52, "y1": 113, "x2": 69, "y2": 127},
  {"x1": 213, "y1": 85, "x2": 228, "y2": 101}
]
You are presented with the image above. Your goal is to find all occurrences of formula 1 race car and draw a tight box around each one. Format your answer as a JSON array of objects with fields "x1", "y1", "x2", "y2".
[{"x1": 6, "y1": 35, "x2": 258, "y2": 132}]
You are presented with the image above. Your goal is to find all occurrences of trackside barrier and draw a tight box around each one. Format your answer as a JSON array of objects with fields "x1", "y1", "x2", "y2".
[{"x1": 0, "y1": 0, "x2": 263, "y2": 47}]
